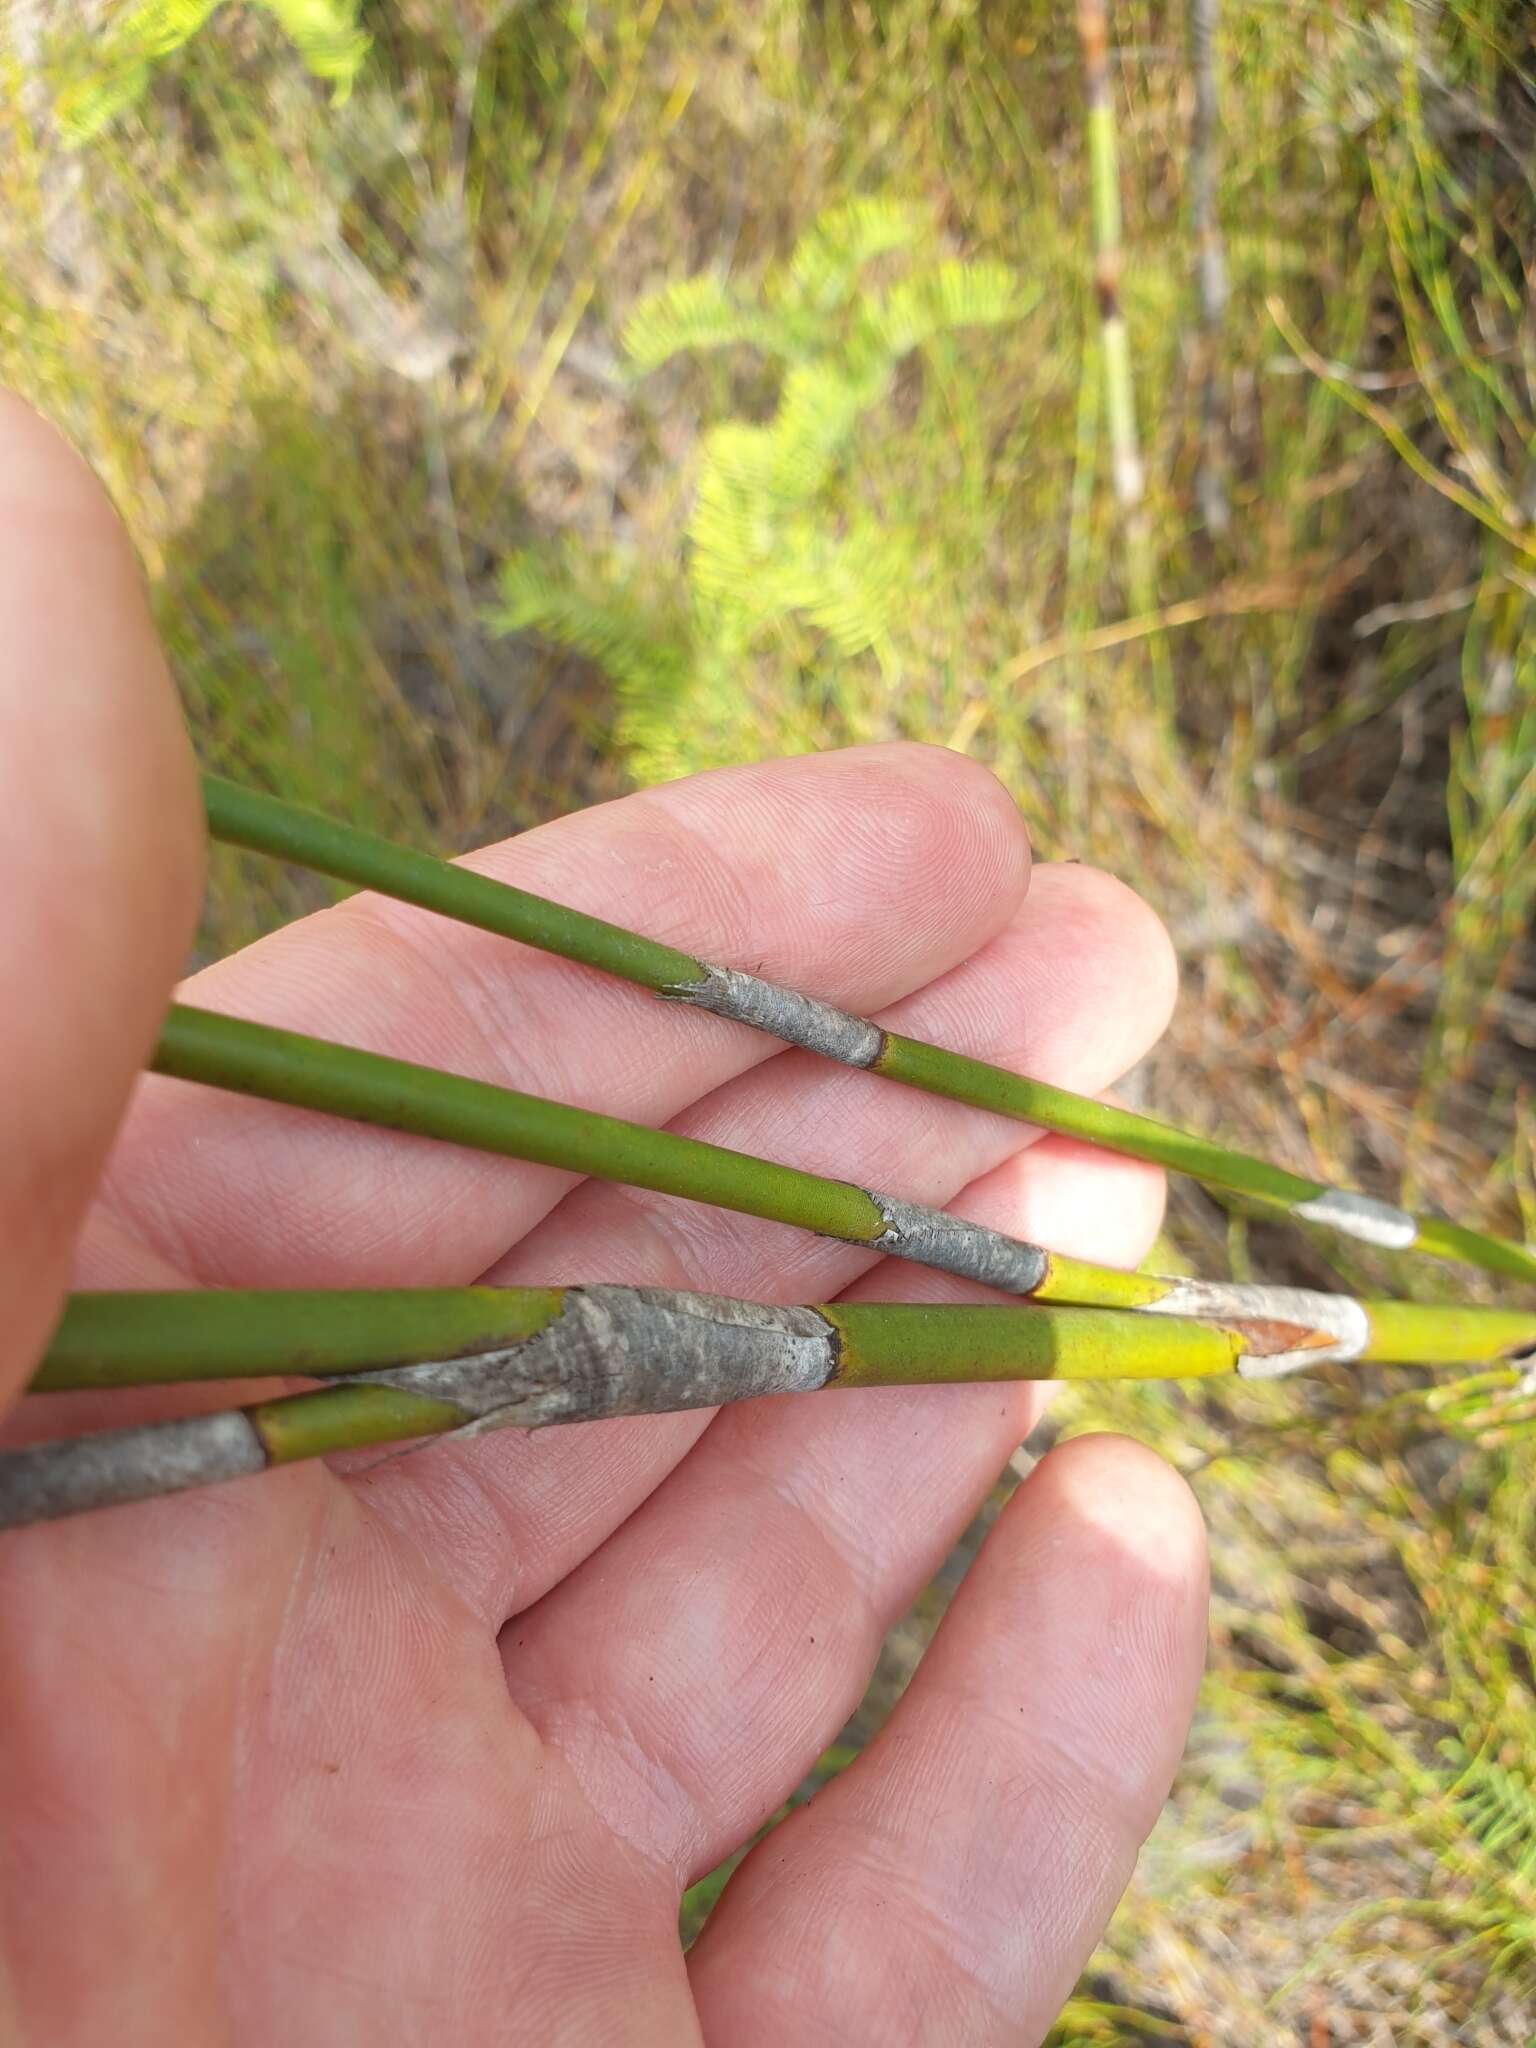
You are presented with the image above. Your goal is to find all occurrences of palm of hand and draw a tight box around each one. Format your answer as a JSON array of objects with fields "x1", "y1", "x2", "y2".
[{"x1": 0, "y1": 399, "x2": 1206, "y2": 2046}]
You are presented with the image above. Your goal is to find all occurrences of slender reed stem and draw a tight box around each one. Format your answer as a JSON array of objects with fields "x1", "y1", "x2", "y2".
[
  {"x1": 35, "y1": 1288, "x2": 1536, "y2": 1394},
  {"x1": 1188, "y1": 0, "x2": 1229, "y2": 534},
  {"x1": 200, "y1": 777, "x2": 1536, "y2": 1283},
  {"x1": 151, "y1": 1003, "x2": 1364, "y2": 1330},
  {"x1": 32, "y1": 1287, "x2": 567, "y2": 1389},
  {"x1": 12, "y1": 1285, "x2": 1535, "y2": 1528},
  {"x1": 1077, "y1": 0, "x2": 1144, "y2": 512},
  {"x1": 1075, "y1": 0, "x2": 1171, "y2": 709}
]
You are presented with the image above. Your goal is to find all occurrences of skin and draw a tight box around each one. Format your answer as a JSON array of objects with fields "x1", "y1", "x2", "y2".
[{"x1": 0, "y1": 395, "x2": 1208, "y2": 2046}]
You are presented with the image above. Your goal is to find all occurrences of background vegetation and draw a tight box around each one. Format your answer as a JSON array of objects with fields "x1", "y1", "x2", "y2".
[{"x1": 3, "y1": 0, "x2": 1534, "y2": 2035}]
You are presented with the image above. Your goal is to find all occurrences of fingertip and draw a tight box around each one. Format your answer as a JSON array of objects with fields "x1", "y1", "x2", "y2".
[
  {"x1": 859, "y1": 738, "x2": 1031, "y2": 854},
  {"x1": 1027, "y1": 862, "x2": 1180, "y2": 1046},
  {"x1": 669, "y1": 738, "x2": 1030, "y2": 876},
  {"x1": 687, "y1": 1429, "x2": 1210, "y2": 2042},
  {"x1": 966, "y1": 1130, "x2": 1168, "y2": 1270},
  {"x1": 627, "y1": 739, "x2": 1032, "y2": 995},
  {"x1": 1025, "y1": 1431, "x2": 1208, "y2": 1596},
  {"x1": 1009, "y1": 1432, "x2": 1209, "y2": 1798},
  {"x1": 0, "y1": 394, "x2": 203, "y2": 879},
  {"x1": 860, "y1": 739, "x2": 1033, "y2": 910},
  {"x1": 0, "y1": 393, "x2": 111, "y2": 506},
  {"x1": 0, "y1": 399, "x2": 165, "y2": 641},
  {"x1": 746, "y1": 739, "x2": 1032, "y2": 911}
]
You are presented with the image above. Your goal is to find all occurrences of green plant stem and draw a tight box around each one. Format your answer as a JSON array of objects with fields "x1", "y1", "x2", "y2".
[
  {"x1": 34, "y1": 1288, "x2": 1536, "y2": 1395},
  {"x1": 151, "y1": 1003, "x2": 1358, "y2": 1334},
  {"x1": 1359, "y1": 1299, "x2": 1536, "y2": 1365},
  {"x1": 0, "y1": 1304, "x2": 1300, "y2": 1534},
  {"x1": 1077, "y1": 0, "x2": 1143, "y2": 511},
  {"x1": 33, "y1": 1286, "x2": 568, "y2": 1389},
  {"x1": 204, "y1": 772, "x2": 703, "y2": 990},
  {"x1": 150, "y1": 1002, "x2": 916, "y2": 1266},
  {"x1": 1188, "y1": 0, "x2": 1229, "y2": 534},
  {"x1": 13, "y1": 1283, "x2": 1535, "y2": 1528},
  {"x1": 200, "y1": 776, "x2": 1536, "y2": 1283}
]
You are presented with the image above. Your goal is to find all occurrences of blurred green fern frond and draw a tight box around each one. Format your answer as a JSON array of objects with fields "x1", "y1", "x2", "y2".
[
  {"x1": 494, "y1": 549, "x2": 692, "y2": 709},
  {"x1": 780, "y1": 197, "x2": 922, "y2": 312},
  {"x1": 496, "y1": 200, "x2": 1029, "y2": 782},
  {"x1": 700, "y1": 363, "x2": 871, "y2": 507},
  {"x1": 1446, "y1": 1746, "x2": 1536, "y2": 1888},
  {"x1": 871, "y1": 259, "x2": 1025, "y2": 354},
  {"x1": 53, "y1": 0, "x2": 369, "y2": 142},
  {"x1": 619, "y1": 275, "x2": 780, "y2": 375}
]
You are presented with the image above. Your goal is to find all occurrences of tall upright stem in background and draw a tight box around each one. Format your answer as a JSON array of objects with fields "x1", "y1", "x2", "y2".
[
  {"x1": 1077, "y1": 0, "x2": 1143, "y2": 513},
  {"x1": 1188, "y1": 0, "x2": 1229, "y2": 535},
  {"x1": 1076, "y1": 0, "x2": 1168, "y2": 709}
]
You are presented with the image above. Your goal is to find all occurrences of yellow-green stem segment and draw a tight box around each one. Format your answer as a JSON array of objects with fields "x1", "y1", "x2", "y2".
[
  {"x1": 11, "y1": 1287, "x2": 1535, "y2": 1527},
  {"x1": 37, "y1": 1286, "x2": 568, "y2": 1390},
  {"x1": 1358, "y1": 1300, "x2": 1536, "y2": 1366},
  {"x1": 252, "y1": 1383, "x2": 468, "y2": 1463},
  {"x1": 824, "y1": 1301, "x2": 1243, "y2": 1384},
  {"x1": 32, "y1": 1288, "x2": 1536, "y2": 1399}
]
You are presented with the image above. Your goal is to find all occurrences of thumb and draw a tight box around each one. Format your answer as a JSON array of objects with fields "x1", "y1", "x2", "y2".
[{"x1": 0, "y1": 395, "x2": 204, "y2": 1412}]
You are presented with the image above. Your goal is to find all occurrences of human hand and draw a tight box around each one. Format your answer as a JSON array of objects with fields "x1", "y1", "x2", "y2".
[{"x1": 0, "y1": 396, "x2": 1207, "y2": 2045}]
